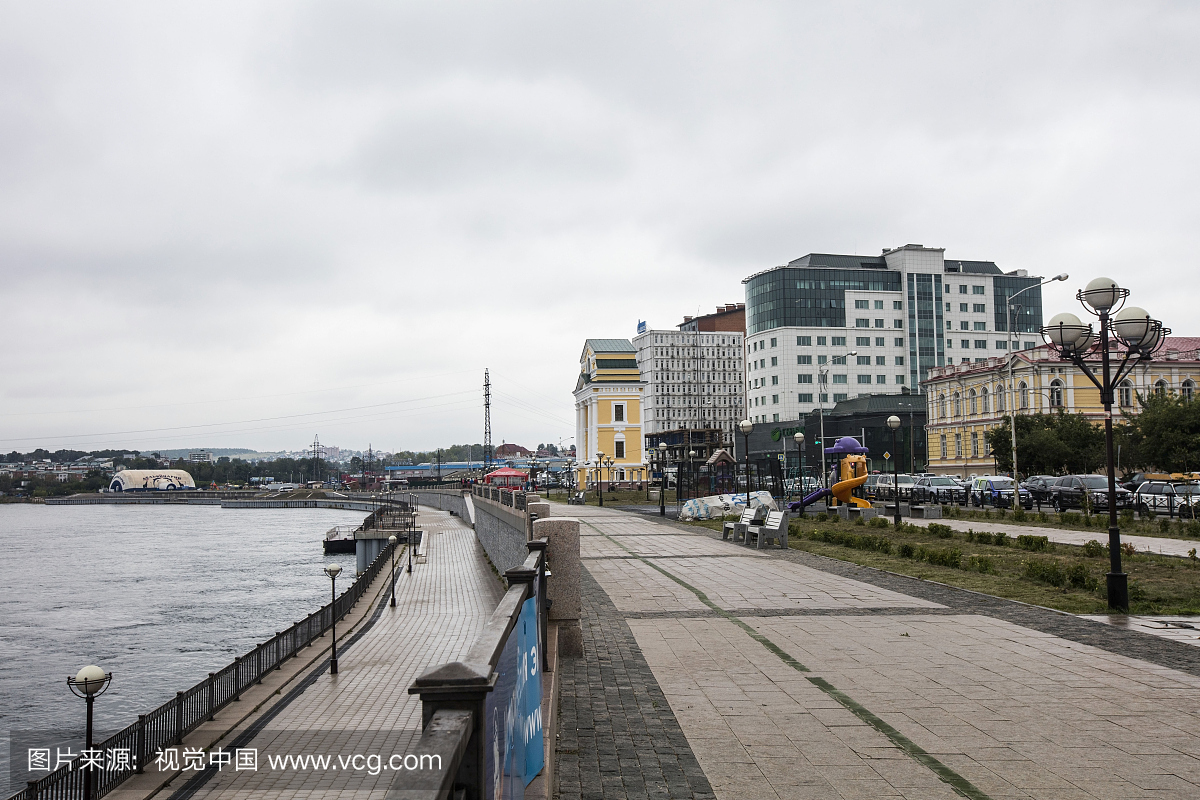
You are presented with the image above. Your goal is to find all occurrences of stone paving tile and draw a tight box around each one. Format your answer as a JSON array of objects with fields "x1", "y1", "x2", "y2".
[{"x1": 179, "y1": 509, "x2": 503, "y2": 800}]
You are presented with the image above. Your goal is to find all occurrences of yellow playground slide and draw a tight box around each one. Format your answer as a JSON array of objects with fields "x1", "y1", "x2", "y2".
[{"x1": 830, "y1": 453, "x2": 871, "y2": 508}]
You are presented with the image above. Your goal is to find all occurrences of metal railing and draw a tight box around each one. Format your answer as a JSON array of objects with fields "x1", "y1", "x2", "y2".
[
  {"x1": 470, "y1": 485, "x2": 527, "y2": 511},
  {"x1": 9, "y1": 541, "x2": 399, "y2": 800},
  {"x1": 390, "y1": 541, "x2": 548, "y2": 799}
]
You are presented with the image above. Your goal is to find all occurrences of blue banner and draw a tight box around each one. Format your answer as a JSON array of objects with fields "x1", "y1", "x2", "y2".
[{"x1": 484, "y1": 592, "x2": 544, "y2": 799}]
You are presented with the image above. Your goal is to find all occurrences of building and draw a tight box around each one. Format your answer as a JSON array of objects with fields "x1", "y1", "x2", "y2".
[
  {"x1": 634, "y1": 313, "x2": 745, "y2": 466},
  {"x1": 187, "y1": 450, "x2": 215, "y2": 463},
  {"x1": 494, "y1": 443, "x2": 534, "y2": 458},
  {"x1": 574, "y1": 339, "x2": 646, "y2": 488},
  {"x1": 741, "y1": 244, "x2": 1048, "y2": 428},
  {"x1": 922, "y1": 338, "x2": 1200, "y2": 477}
]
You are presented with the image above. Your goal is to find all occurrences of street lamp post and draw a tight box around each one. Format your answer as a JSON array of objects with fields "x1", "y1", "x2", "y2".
[
  {"x1": 688, "y1": 450, "x2": 697, "y2": 503},
  {"x1": 794, "y1": 432, "x2": 805, "y2": 495},
  {"x1": 68, "y1": 665, "x2": 112, "y2": 800},
  {"x1": 388, "y1": 534, "x2": 397, "y2": 608},
  {"x1": 1007, "y1": 273, "x2": 1070, "y2": 479},
  {"x1": 324, "y1": 564, "x2": 343, "y2": 674},
  {"x1": 738, "y1": 419, "x2": 753, "y2": 496},
  {"x1": 658, "y1": 442, "x2": 668, "y2": 516},
  {"x1": 887, "y1": 415, "x2": 902, "y2": 526},
  {"x1": 1042, "y1": 277, "x2": 1168, "y2": 610},
  {"x1": 817, "y1": 351, "x2": 858, "y2": 488},
  {"x1": 604, "y1": 457, "x2": 615, "y2": 499},
  {"x1": 595, "y1": 452, "x2": 604, "y2": 507}
]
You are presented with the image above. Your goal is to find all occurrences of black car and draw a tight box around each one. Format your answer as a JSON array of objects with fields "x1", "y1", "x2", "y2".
[
  {"x1": 912, "y1": 476, "x2": 966, "y2": 505},
  {"x1": 1020, "y1": 475, "x2": 1058, "y2": 505},
  {"x1": 1050, "y1": 475, "x2": 1133, "y2": 512}
]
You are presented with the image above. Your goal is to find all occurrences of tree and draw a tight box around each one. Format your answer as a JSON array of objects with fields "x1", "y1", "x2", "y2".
[
  {"x1": 986, "y1": 411, "x2": 1105, "y2": 476},
  {"x1": 1118, "y1": 391, "x2": 1200, "y2": 473}
]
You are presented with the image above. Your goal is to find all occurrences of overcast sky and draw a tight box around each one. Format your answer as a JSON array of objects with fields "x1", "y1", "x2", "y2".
[{"x1": 2, "y1": 1, "x2": 1197, "y2": 456}]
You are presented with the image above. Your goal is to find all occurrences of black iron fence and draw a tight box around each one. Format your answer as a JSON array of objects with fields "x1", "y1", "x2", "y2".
[
  {"x1": 471, "y1": 484, "x2": 528, "y2": 511},
  {"x1": 8, "y1": 540, "x2": 398, "y2": 800}
]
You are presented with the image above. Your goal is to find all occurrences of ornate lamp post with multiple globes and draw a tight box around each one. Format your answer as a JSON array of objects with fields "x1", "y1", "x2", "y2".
[
  {"x1": 1042, "y1": 277, "x2": 1169, "y2": 610},
  {"x1": 68, "y1": 665, "x2": 112, "y2": 800},
  {"x1": 738, "y1": 419, "x2": 753, "y2": 496}
]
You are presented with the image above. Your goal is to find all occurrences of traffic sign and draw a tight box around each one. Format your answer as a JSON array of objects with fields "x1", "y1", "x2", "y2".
[{"x1": 883, "y1": 451, "x2": 891, "y2": 460}]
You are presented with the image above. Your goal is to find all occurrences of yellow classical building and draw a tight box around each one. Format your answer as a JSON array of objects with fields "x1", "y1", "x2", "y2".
[
  {"x1": 922, "y1": 338, "x2": 1200, "y2": 477},
  {"x1": 574, "y1": 338, "x2": 646, "y2": 489}
]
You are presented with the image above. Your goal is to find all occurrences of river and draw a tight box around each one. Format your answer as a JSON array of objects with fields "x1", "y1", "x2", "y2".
[{"x1": 0, "y1": 503, "x2": 368, "y2": 793}]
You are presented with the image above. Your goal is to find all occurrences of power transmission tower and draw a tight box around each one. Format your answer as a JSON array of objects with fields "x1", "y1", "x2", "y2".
[
  {"x1": 483, "y1": 369, "x2": 493, "y2": 474},
  {"x1": 312, "y1": 435, "x2": 322, "y2": 485}
]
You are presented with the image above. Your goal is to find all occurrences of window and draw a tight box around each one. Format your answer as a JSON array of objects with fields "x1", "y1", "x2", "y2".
[
  {"x1": 798, "y1": 393, "x2": 813, "y2": 403},
  {"x1": 770, "y1": 338, "x2": 777, "y2": 347},
  {"x1": 969, "y1": 389, "x2": 977, "y2": 415},
  {"x1": 981, "y1": 387, "x2": 989, "y2": 413},
  {"x1": 996, "y1": 340, "x2": 1008, "y2": 349},
  {"x1": 959, "y1": 303, "x2": 969, "y2": 313},
  {"x1": 1023, "y1": 341, "x2": 1036, "y2": 350},
  {"x1": 997, "y1": 385, "x2": 1006, "y2": 411},
  {"x1": 973, "y1": 285, "x2": 985, "y2": 295},
  {"x1": 771, "y1": 375, "x2": 778, "y2": 385},
  {"x1": 955, "y1": 433, "x2": 963, "y2": 457},
  {"x1": 856, "y1": 337, "x2": 872, "y2": 346},
  {"x1": 893, "y1": 319, "x2": 903, "y2": 329},
  {"x1": 855, "y1": 299, "x2": 870, "y2": 309},
  {"x1": 831, "y1": 337, "x2": 846, "y2": 346},
  {"x1": 875, "y1": 319, "x2": 885, "y2": 328},
  {"x1": 856, "y1": 318, "x2": 870, "y2": 328},
  {"x1": 953, "y1": 392, "x2": 962, "y2": 417},
  {"x1": 857, "y1": 356, "x2": 871, "y2": 365},
  {"x1": 875, "y1": 356, "x2": 886, "y2": 366},
  {"x1": 961, "y1": 339, "x2": 970, "y2": 348},
  {"x1": 613, "y1": 403, "x2": 625, "y2": 422},
  {"x1": 1049, "y1": 379, "x2": 1064, "y2": 407},
  {"x1": 1183, "y1": 380, "x2": 1195, "y2": 402},
  {"x1": 857, "y1": 374, "x2": 872, "y2": 384},
  {"x1": 945, "y1": 302, "x2": 951, "y2": 311},
  {"x1": 772, "y1": 394, "x2": 779, "y2": 404},
  {"x1": 615, "y1": 440, "x2": 625, "y2": 458},
  {"x1": 772, "y1": 413, "x2": 779, "y2": 421},
  {"x1": 833, "y1": 393, "x2": 848, "y2": 402},
  {"x1": 894, "y1": 301, "x2": 903, "y2": 310},
  {"x1": 833, "y1": 374, "x2": 848, "y2": 384},
  {"x1": 817, "y1": 336, "x2": 827, "y2": 346},
  {"x1": 973, "y1": 303, "x2": 986, "y2": 313},
  {"x1": 798, "y1": 374, "x2": 813, "y2": 383},
  {"x1": 940, "y1": 434, "x2": 947, "y2": 459},
  {"x1": 877, "y1": 375, "x2": 887, "y2": 384},
  {"x1": 938, "y1": 394, "x2": 947, "y2": 417},
  {"x1": 959, "y1": 285, "x2": 968, "y2": 294},
  {"x1": 971, "y1": 432, "x2": 980, "y2": 458},
  {"x1": 817, "y1": 355, "x2": 828, "y2": 365},
  {"x1": 798, "y1": 355, "x2": 812, "y2": 365},
  {"x1": 831, "y1": 355, "x2": 847, "y2": 365},
  {"x1": 974, "y1": 322, "x2": 987, "y2": 331},
  {"x1": 771, "y1": 356, "x2": 778, "y2": 366},
  {"x1": 798, "y1": 336, "x2": 811, "y2": 346},
  {"x1": 1155, "y1": 379, "x2": 1168, "y2": 397},
  {"x1": 961, "y1": 321, "x2": 970, "y2": 330},
  {"x1": 895, "y1": 375, "x2": 905, "y2": 384},
  {"x1": 895, "y1": 356, "x2": 905, "y2": 366},
  {"x1": 974, "y1": 340, "x2": 987, "y2": 349},
  {"x1": 946, "y1": 321, "x2": 953, "y2": 330},
  {"x1": 874, "y1": 300, "x2": 884, "y2": 309},
  {"x1": 875, "y1": 337, "x2": 885, "y2": 347},
  {"x1": 894, "y1": 337, "x2": 904, "y2": 347}
]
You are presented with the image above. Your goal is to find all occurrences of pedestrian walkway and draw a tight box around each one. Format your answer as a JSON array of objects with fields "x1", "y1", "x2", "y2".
[
  {"x1": 932, "y1": 517, "x2": 1200, "y2": 558},
  {"x1": 168, "y1": 508, "x2": 503, "y2": 800},
  {"x1": 560, "y1": 504, "x2": 1200, "y2": 800}
]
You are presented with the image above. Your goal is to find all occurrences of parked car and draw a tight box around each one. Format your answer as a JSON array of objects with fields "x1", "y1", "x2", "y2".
[
  {"x1": 969, "y1": 476, "x2": 1033, "y2": 509},
  {"x1": 1049, "y1": 475, "x2": 1133, "y2": 512},
  {"x1": 913, "y1": 476, "x2": 967, "y2": 505},
  {"x1": 1134, "y1": 481, "x2": 1200, "y2": 517},
  {"x1": 870, "y1": 473, "x2": 917, "y2": 501},
  {"x1": 1121, "y1": 471, "x2": 1153, "y2": 493},
  {"x1": 1020, "y1": 475, "x2": 1059, "y2": 505}
]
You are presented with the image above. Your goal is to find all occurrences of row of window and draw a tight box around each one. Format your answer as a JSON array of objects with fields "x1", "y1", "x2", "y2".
[
  {"x1": 939, "y1": 430, "x2": 992, "y2": 460},
  {"x1": 948, "y1": 284, "x2": 987, "y2": 295},
  {"x1": 934, "y1": 379, "x2": 1198, "y2": 420},
  {"x1": 854, "y1": 336, "x2": 907, "y2": 348},
  {"x1": 853, "y1": 299, "x2": 906, "y2": 310},
  {"x1": 949, "y1": 303, "x2": 989, "y2": 313},
  {"x1": 854, "y1": 318, "x2": 905, "y2": 329}
]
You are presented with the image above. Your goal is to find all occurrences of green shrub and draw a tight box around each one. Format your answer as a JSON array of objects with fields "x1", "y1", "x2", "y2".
[
  {"x1": 1120, "y1": 509, "x2": 1135, "y2": 528},
  {"x1": 1159, "y1": 518, "x2": 1172, "y2": 535},
  {"x1": 898, "y1": 543, "x2": 915, "y2": 558},
  {"x1": 967, "y1": 555, "x2": 996, "y2": 574},
  {"x1": 1024, "y1": 558, "x2": 1066, "y2": 587},
  {"x1": 1187, "y1": 520, "x2": 1200, "y2": 538},
  {"x1": 996, "y1": 508, "x2": 1007, "y2": 519},
  {"x1": 1061, "y1": 512, "x2": 1081, "y2": 526},
  {"x1": 917, "y1": 546, "x2": 962, "y2": 568},
  {"x1": 927, "y1": 523, "x2": 954, "y2": 539},
  {"x1": 1130, "y1": 580, "x2": 1148, "y2": 602},
  {"x1": 1016, "y1": 535, "x2": 1050, "y2": 552},
  {"x1": 982, "y1": 509, "x2": 992, "y2": 519},
  {"x1": 1038, "y1": 512, "x2": 1049, "y2": 523},
  {"x1": 1083, "y1": 540, "x2": 1106, "y2": 558},
  {"x1": 807, "y1": 529, "x2": 892, "y2": 554},
  {"x1": 868, "y1": 516, "x2": 890, "y2": 528},
  {"x1": 1011, "y1": 508, "x2": 1027, "y2": 522},
  {"x1": 1066, "y1": 563, "x2": 1098, "y2": 591},
  {"x1": 854, "y1": 515, "x2": 866, "y2": 526},
  {"x1": 993, "y1": 531, "x2": 1009, "y2": 547}
]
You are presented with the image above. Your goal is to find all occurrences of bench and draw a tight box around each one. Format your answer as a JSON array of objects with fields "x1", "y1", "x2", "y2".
[
  {"x1": 567, "y1": 491, "x2": 586, "y2": 505},
  {"x1": 909, "y1": 505, "x2": 942, "y2": 519},
  {"x1": 745, "y1": 510, "x2": 789, "y2": 549},
  {"x1": 722, "y1": 507, "x2": 760, "y2": 543},
  {"x1": 414, "y1": 530, "x2": 428, "y2": 563}
]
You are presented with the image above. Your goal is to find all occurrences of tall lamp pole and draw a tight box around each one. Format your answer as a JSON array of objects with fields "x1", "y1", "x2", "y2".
[
  {"x1": 324, "y1": 564, "x2": 342, "y2": 674},
  {"x1": 1007, "y1": 273, "x2": 1070, "y2": 479},
  {"x1": 794, "y1": 432, "x2": 805, "y2": 494},
  {"x1": 887, "y1": 415, "x2": 902, "y2": 526},
  {"x1": 388, "y1": 534, "x2": 397, "y2": 607},
  {"x1": 817, "y1": 350, "x2": 858, "y2": 489},
  {"x1": 595, "y1": 452, "x2": 604, "y2": 507},
  {"x1": 688, "y1": 450, "x2": 697, "y2": 503},
  {"x1": 738, "y1": 419, "x2": 753, "y2": 497},
  {"x1": 658, "y1": 442, "x2": 668, "y2": 516},
  {"x1": 1042, "y1": 277, "x2": 1168, "y2": 610},
  {"x1": 68, "y1": 665, "x2": 112, "y2": 800}
]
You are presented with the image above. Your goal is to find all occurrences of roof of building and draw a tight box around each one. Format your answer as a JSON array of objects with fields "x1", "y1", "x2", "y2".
[
  {"x1": 786, "y1": 253, "x2": 888, "y2": 270},
  {"x1": 827, "y1": 392, "x2": 924, "y2": 416},
  {"x1": 945, "y1": 260, "x2": 1001, "y2": 274},
  {"x1": 584, "y1": 338, "x2": 636, "y2": 354}
]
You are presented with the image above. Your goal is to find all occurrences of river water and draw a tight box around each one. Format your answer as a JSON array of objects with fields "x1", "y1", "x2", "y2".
[{"x1": 0, "y1": 504, "x2": 367, "y2": 793}]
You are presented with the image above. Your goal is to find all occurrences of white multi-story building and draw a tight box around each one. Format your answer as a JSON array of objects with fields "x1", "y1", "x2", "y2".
[
  {"x1": 633, "y1": 325, "x2": 745, "y2": 447},
  {"x1": 741, "y1": 244, "x2": 1047, "y2": 425}
]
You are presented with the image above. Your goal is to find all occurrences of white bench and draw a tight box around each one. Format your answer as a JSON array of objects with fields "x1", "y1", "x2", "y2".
[
  {"x1": 415, "y1": 531, "x2": 428, "y2": 563},
  {"x1": 722, "y1": 508, "x2": 759, "y2": 542},
  {"x1": 745, "y1": 511, "x2": 789, "y2": 549}
]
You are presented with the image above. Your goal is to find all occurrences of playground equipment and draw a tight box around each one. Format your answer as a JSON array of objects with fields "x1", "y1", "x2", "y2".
[{"x1": 789, "y1": 436, "x2": 871, "y2": 512}]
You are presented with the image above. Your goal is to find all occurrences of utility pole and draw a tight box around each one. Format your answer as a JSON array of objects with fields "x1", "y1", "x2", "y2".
[{"x1": 484, "y1": 369, "x2": 493, "y2": 474}]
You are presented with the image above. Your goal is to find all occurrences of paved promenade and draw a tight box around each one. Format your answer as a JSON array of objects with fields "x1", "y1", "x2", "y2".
[
  {"x1": 167, "y1": 508, "x2": 502, "y2": 800},
  {"x1": 559, "y1": 505, "x2": 1200, "y2": 800}
]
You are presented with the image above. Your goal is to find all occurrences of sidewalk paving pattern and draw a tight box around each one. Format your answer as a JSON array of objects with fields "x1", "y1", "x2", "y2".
[
  {"x1": 560, "y1": 505, "x2": 1200, "y2": 799},
  {"x1": 175, "y1": 509, "x2": 502, "y2": 800}
]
